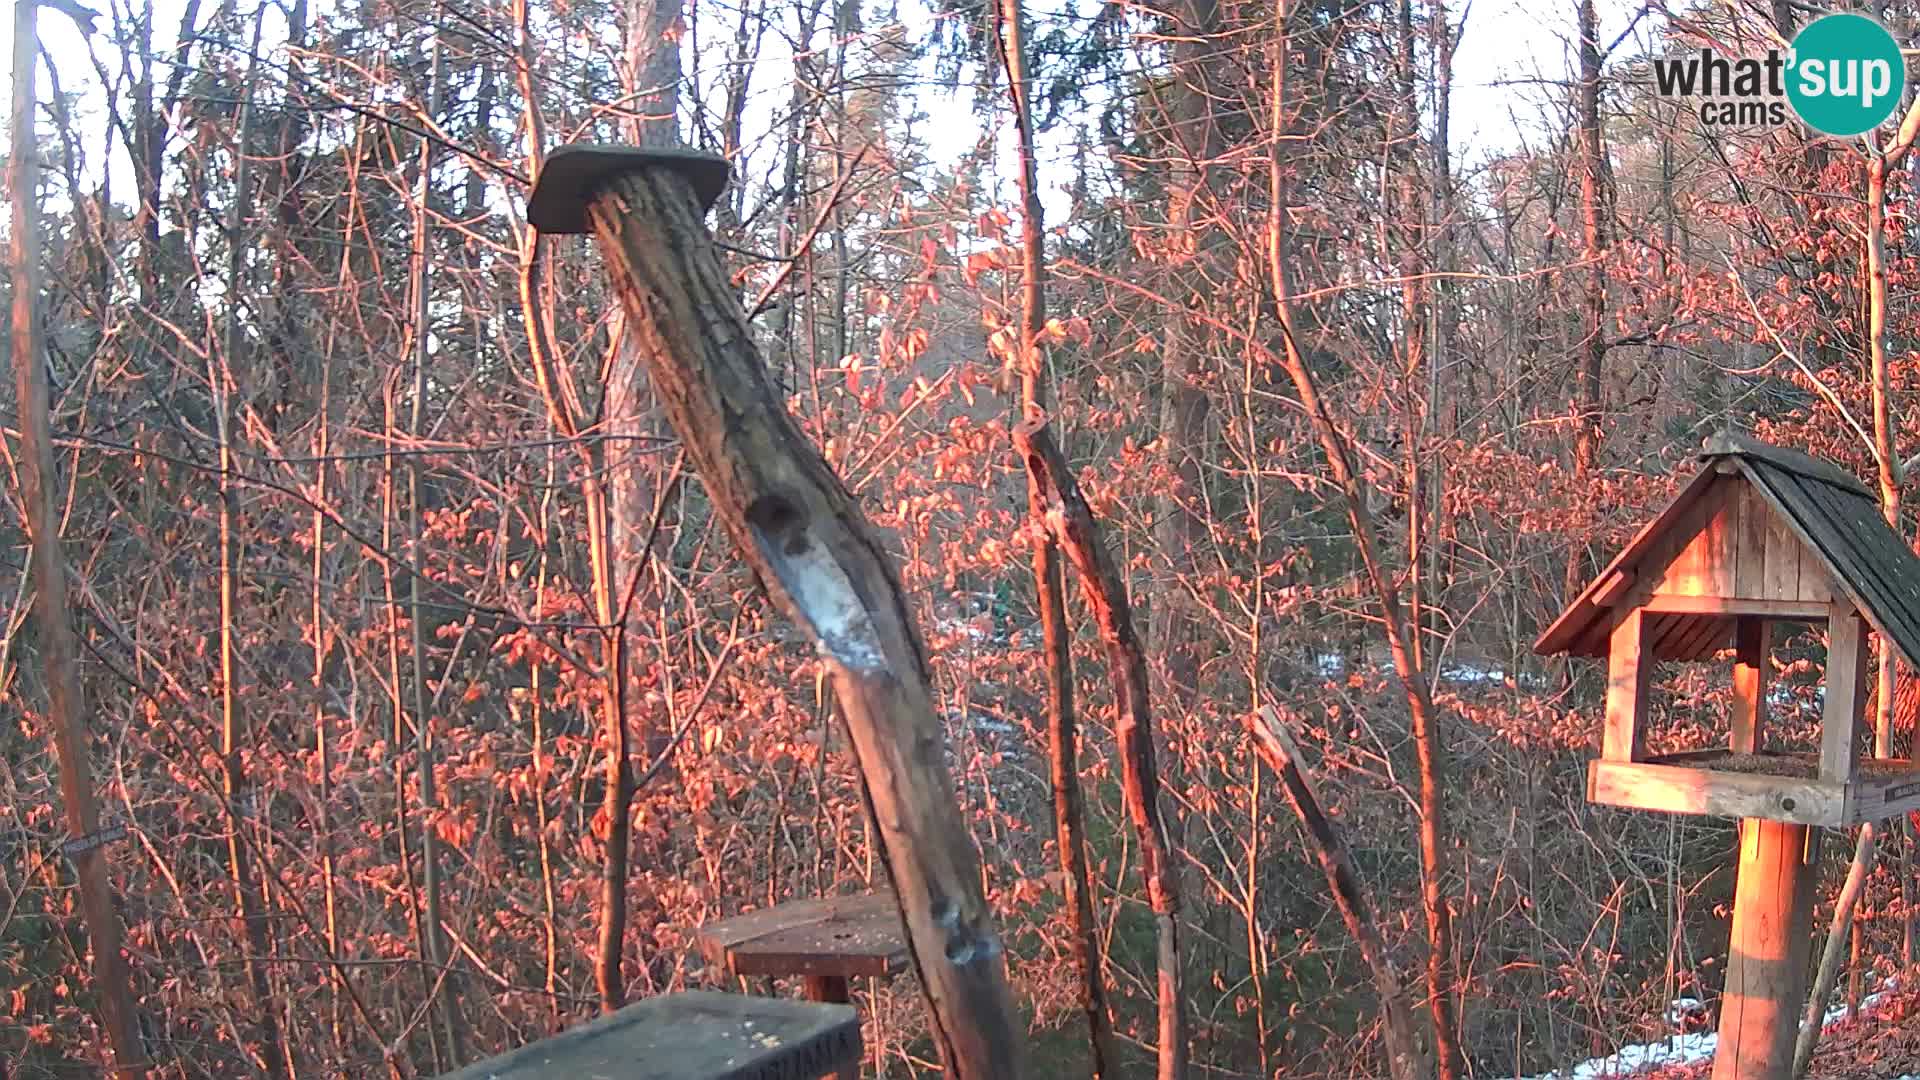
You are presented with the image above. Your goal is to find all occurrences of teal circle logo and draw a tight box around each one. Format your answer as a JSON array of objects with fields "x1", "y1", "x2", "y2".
[{"x1": 1786, "y1": 13, "x2": 1905, "y2": 137}]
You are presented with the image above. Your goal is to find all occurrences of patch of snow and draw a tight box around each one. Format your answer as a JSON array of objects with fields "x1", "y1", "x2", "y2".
[
  {"x1": 1440, "y1": 662, "x2": 1507, "y2": 686},
  {"x1": 1664, "y1": 997, "x2": 1706, "y2": 1027},
  {"x1": 1519, "y1": 981, "x2": 1902, "y2": 1080},
  {"x1": 1518, "y1": 1029, "x2": 1716, "y2": 1080},
  {"x1": 933, "y1": 617, "x2": 991, "y2": 642},
  {"x1": 1767, "y1": 683, "x2": 1825, "y2": 716}
]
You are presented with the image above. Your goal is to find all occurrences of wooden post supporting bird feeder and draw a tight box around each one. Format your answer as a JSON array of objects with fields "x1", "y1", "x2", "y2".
[
  {"x1": 1537, "y1": 433, "x2": 1920, "y2": 1080},
  {"x1": 526, "y1": 145, "x2": 1026, "y2": 1080}
]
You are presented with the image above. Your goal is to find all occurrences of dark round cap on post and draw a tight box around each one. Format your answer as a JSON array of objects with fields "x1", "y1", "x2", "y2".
[{"x1": 526, "y1": 144, "x2": 731, "y2": 235}]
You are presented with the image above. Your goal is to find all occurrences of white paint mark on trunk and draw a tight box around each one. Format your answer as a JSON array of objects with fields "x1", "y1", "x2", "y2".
[{"x1": 747, "y1": 495, "x2": 886, "y2": 671}]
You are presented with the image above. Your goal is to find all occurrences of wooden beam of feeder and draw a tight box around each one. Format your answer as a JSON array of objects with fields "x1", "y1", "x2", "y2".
[
  {"x1": 1821, "y1": 600, "x2": 1867, "y2": 784},
  {"x1": 1714, "y1": 819, "x2": 1818, "y2": 1080},
  {"x1": 565, "y1": 158, "x2": 1025, "y2": 1079},
  {"x1": 1592, "y1": 568, "x2": 1633, "y2": 607}
]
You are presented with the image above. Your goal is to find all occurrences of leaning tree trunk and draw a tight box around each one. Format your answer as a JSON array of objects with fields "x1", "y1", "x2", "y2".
[
  {"x1": 1249, "y1": 707, "x2": 1432, "y2": 1080},
  {"x1": 549, "y1": 154, "x2": 1028, "y2": 1080},
  {"x1": 1015, "y1": 413, "x2": 1188, "y2": 1080},
  {"x1": 1268, "y1": 5, "x2": 1463, "y2": 1073}
]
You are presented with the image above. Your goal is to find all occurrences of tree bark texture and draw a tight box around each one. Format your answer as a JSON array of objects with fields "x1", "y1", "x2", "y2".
[
  {"x1": 9, "y1": 1, "x2": 148, "y2": 1072},
  {"x1": 1153, "y1": 0, "x2": 1221, "y2": 709},
  {"x1": 215, "y1": 21, "x2": 289, "y2": 1076},
  {"x1": 1015, "y1": 412, "x2": 1188, "y2": 1080},
  {"x1": 997, "y1": 0, "x2": 1117, "y2": 1071},
  {"x1": 1565, "y1": 0, "x2": 1609, "y2": 604},
  {"x1": 1267, "y1": 10, "x2": 1462, "y2": 1068},
  {"x1": 578, "y1": 164, "x2": 1027, "y2": 1080}
]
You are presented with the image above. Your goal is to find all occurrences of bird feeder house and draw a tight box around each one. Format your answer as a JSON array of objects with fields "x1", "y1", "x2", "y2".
[
  {"x1": 1537, "y1": 433, "x2": 1920, "y2": 1080},
  {"x1": 1537, "y1": 433, "x2": 1920, "y2": 826}
]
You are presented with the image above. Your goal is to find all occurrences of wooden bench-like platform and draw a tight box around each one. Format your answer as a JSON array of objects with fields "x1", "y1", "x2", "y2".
[
  {"x1": 439, "y1": 991, "x2": 860, "y2": 1080},
  {"x1": 1589, "y1": 749, "x2": 1920, "y2": 826},
  {"x1": 695, "y1": 892, "x2": 909, "y2": 1002}
]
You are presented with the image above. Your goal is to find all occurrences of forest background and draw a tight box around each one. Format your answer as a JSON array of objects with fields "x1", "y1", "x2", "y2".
[{"x1": 6, "y1": 0, "x2": 1920, "y2": 1076}]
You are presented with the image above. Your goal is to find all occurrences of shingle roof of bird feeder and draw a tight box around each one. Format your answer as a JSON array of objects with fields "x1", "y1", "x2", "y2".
[{"x1": 1535, "y1": 433, "x2": 1920, "y2": 668}]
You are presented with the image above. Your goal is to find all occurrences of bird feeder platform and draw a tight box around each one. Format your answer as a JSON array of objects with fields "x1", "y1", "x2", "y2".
[
  {"x1": 695, "y1": 891, "x2": 910, "y2": 1004},
  {"x1": 436, "y1": 990, "x2": 860, "y2": 1080},
  {"x1": 1589, "y1": 749, "x2": 1920, "y2": 826},
  {"x1": 1538, "y1": 433, "x2": 1920, "y2": 827},
  {"x1": 1536, "y1": 432, "x2": 1920, "y2": 1080}
]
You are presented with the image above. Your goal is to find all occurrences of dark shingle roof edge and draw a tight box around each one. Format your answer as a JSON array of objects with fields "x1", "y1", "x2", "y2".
[
  {"x1": 1700, "y1": 431, "x2": 1872, "y2": 498},
  {"x1": 1537, "y1": 433, "x2": 1920, "y2": 669}
]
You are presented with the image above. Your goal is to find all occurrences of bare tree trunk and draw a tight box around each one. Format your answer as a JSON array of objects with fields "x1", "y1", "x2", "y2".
[
  {"x1": 521, "y1": 246, "x2": 633, "y2": 1015},
  {"x1": 1426, "y1": 0, "x2": 1455, "y2": 676},
  {"x1": 509, "y1": 0, "x2": 643, "y2": 1014},
  {"x1": 610, "y1": 0, "x2": 686, "y2": 752},
  {"x1": 405, "y1": 21, "x2": 462, "y2": 1059},
  {"x1": 995, "y1": 0, "x2": 1116, "y2": 1074},
  {"x1": 532, "y1": 450, "x2": 563, "y2": 1030},
  {"x1": 1565, "y1": 0, "x2": 1609, "y2": 604},
  {"x1": 382, "y1": 349, "x2": 438, "y2": 1071},
  {"x1": 1795, "y1": 137, "x2": 1914, "y2": 1078},
  {"x1": 590, "y1": 492, "x2": 633, "y2": 1013},
  {"x1": 1795, "y1": 822, "x2": 1876, "y2": 1076},
  {"x1": 9, "y1": 3, "x2": 147, "y2": 1073},
  {"x1": 1394, "y1": 0, "x2": 1428, "y2": 668},
  {"x1": 1153, "y1": 0, "x2": 1220, "y2": 710},
  {"x1": 513, "y1": 0, "x2": 567, "y2": 1025},
  {"x1": 312, "y1": 352, "x2": 345, "y2": 1061},
  {"x1": 215, "y1": 19, "x2": 287, "y2": 1077},
  {"x1": 512, "y1": 49, "x2": 637, "y2": 1017},
  {"x1": 1249, "y1": 708, "x2": 1433, "y2": 1080},
  {"x1": 625, "y1": 0, "x2": 683, "y2": 147},
  {"x1": 1015, "y1": 415, "x2": 1187, "y2": 1080},
  {"x1": 1268, "y1": 8, "x2": 1462, "y2": 1074}
]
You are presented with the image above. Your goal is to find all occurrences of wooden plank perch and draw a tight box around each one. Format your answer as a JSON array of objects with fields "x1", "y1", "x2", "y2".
[
  {"x1": 1013, "y1": 408, "x2": 1188, "y2": 1080},
  {"x1": 526, "y1": 146, "x2": 1025, "y2": 1080},
  {"x1": 439, "y1": 991, "x2": 860, "y2": 1080},
  {"x1": 695, "y1": 891, "x2": 910, "y2": 985}
]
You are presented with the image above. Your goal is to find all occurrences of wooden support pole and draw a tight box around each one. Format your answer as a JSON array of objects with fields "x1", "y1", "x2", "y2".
[
  {"x1": 802, "y1": 977, "x2": 857, "y2": 1080},
  {"x1": 1732, "y1": 617, "x2": 1768, "y2": 754},
  {"x1": 1603, "y1": 609, "x2": 1652, "y2": 762},
  {"x1": 1822, "y1": 602, "x2": 1867, "y2": 784},
  {"x1": 1713, "y1": 819, "x2": 1818, "y2": 1080},
  {"x1": 803, "y1": 976, "x2": 851, "y2": 1005},
  {"x1": 529, "y1": 148, "x2": 1026, "y2": 1080}
]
